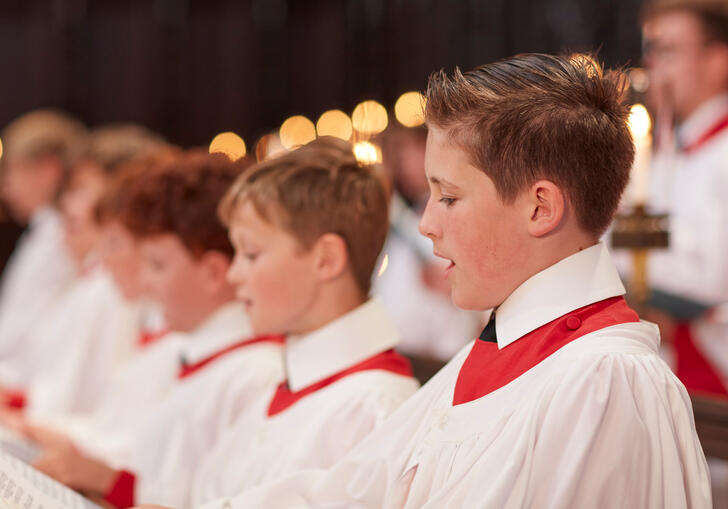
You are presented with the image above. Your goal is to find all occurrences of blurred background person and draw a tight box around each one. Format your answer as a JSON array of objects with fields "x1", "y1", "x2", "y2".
[
  {"x1": 642, "y1": 0, "x2": 728, "y2": 398},
  {"x1": 0, "y1": 110, "x2": 85, "y2": 385},
  {"x1": 642, "y1": 0, "x2": 728, "y2": 504},
  {"x1": 0, "y1": 124, "x2": 169, "y2": 418}
]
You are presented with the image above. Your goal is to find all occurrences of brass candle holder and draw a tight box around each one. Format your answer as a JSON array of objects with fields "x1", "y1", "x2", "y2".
[{"x1": 610, "y1": 205, "x2": 669, "y2": 310}]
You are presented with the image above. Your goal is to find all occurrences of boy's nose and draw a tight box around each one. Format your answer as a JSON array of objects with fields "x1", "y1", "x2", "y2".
[
  {"x1": 418, "y1": 200, "x2": 439, "y2": 240},
  {"x1": 226, "y1": 259, "x2": 245, "y2": 286}
]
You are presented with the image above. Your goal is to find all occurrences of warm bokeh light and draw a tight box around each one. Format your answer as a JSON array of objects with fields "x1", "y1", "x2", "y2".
[
  {"x1": 255, "y1": 133, "x2": 287, "y2": 162},
  {"x1": 0, "y1": 138, "x2": 3, "y2": 160},
  {"x1": 351, "y1": 100, "x2": 388, "y2": 135},
  {"x1": 209, "y1": 132, "x2": 247, "y2": 160},
  {"x1": 628, "y1": 104, "x2": 652, "y2": 139},
  {"x1": 353, "y1": 141, "x2": 382, "y2": 165},
  {"x1": 377, "y1": 253, "x2": 389, "y2": 278},
  {"x1": 394, "y1": 92, "x2": 425, "y2": 127},
  {"x1": 316, "y1": 110, "x2": 353, "y2": 140},
  {"x1": 279, "y1": 115, "x2": 316, "y2": 149},
  {"x1": 629, "y1": 68, "x2": 650, "y2": 93}
]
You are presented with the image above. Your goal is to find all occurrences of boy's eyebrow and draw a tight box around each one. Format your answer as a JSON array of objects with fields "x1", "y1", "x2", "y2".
[{"x1": 429, "y1": 176, "x2": 460, "y2": 190}]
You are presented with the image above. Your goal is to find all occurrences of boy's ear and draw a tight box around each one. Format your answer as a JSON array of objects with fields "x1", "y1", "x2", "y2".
[
  {"x1": 312, "y1": 233, "x2": 349, "y2": 282},
  {"x1": 200, "y1": 251, "x2": 234, "y2": 291},
  {"x1": 526, "y1": 180, "x2": 565, "y2": 238}
]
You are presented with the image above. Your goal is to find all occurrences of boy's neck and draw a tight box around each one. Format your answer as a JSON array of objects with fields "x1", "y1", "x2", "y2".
[
  {"x1": 291, "y1": 283, "x2": 366, "y2": 337},
  {"x1": 185, "y1": 290, "x2": 239, "y2": 333},
  {"x1": 503, "y1": 234, "x2": 598, "y2": 308}
]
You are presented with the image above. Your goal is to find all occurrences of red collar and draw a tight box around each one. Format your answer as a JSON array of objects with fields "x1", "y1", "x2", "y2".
[
  {"x1": 137, "y1": 329, "x2": 169, "y2": 348},
  {"x1": 267, "y1": 349, "x2": 413, "y2": 417},
  {"x1": 178, "y1": 335, "x2": 284, "y2": 379},
  {"x1": 682, "y1": 113, "x2": 728, "y2": 154},
  {"x1": 453, "y1": 296, "x2": 639, "y2": 406}
]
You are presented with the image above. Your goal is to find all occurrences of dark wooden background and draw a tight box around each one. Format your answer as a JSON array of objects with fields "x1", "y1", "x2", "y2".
[{"x1": 0, "y1": 0, "x2": 644, "y2": 148}]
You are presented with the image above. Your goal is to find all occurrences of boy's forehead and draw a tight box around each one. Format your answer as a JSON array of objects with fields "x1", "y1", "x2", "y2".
[
  {"x1": 231, "y1": 199, "x2": 267, "y2": 227},
  {"x1": 229, "y1": 200, "x2": 283, "y2": 239},
  {"x1": 424, "y1": 129, "x2": 480, "y2": 185}
]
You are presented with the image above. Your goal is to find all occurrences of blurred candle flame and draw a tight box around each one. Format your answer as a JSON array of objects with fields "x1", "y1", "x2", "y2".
[
  {"x1": 209, "y1": 132, "x2": 247, "y2": 160},
  {"x1": 377, "y1": 254, "x2": 389, "y2": 278}
]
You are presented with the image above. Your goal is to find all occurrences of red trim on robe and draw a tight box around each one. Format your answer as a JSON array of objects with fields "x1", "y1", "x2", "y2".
[
  {"x1": 137, "y1": 329, "x2": 169, "y2": 348},
  {"x1": 104, "y1": 469, "x2": 136, "y2": 509},
  {"x1": 3, "y1": 389, "x2": 26, "y2": 410},
  {"x1": 674, "y1": 323, "x2": 728, "y2": 398},
  {"x1": 267, "y1": 349, "x2": 413, "y2": 417},
  {"x1": 453, "y1": 296, "x2": 640, "y2": 406},
  {"x1": 682, "y1": 113, "x2": 728, "y2": 154},
  {"x1": 178, "y1": 335, "x2": 284, "y2": 379}
]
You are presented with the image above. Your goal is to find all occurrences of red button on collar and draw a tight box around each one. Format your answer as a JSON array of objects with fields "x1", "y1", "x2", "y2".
[{"x1": 565, "y1": 316, "x2": 582, "y2": 330}]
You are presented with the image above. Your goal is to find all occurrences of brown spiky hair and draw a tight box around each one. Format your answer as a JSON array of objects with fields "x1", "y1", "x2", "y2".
[{"x1": 425, "y1": 53, "x2": 635, "y2": 236}]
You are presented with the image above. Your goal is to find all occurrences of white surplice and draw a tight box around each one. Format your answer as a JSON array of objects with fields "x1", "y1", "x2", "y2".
[
  {"x1": 648, "y1": 93, "x2": 728, "y2": 306},
  {"x1": 185, "y1": 298, "x2": 420, "y2": 507},
  {"x1": 22, "y1": 267, "x2": 139, "y2": 417},
  {"x1": 34, "y1": 330, "x2": 185, "y2": 465},
  {"x1": 114, "y1": 302, "x2": 284, "y2": 506},
  {"x1": 0, "y1": 207, "x2": 77, "y2": 387},
  {"x1": 198, "y1": 244, "x2": 711, "y2": 509}
]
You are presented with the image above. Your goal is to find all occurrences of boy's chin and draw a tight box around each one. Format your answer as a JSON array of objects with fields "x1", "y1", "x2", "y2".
[
  {"x1": 450, "y1": 292, "x2": 480, "y2": 311},
  {"x1": 451, "y1": 290, "x2": 499, "y2": 312}
]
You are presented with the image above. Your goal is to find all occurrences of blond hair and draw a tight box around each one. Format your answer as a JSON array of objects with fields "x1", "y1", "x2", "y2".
[
  {"x1": 1, "y1": 109, "x2": 86, "y2": 170},
  {"x1": 220, "y1": 137, "x2": 389, "y2": 295}
]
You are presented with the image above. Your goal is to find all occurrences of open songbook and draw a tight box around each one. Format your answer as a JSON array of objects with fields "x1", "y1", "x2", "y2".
[{"x1": 0, "y1": 448, "x2": 101, "y2": 509}]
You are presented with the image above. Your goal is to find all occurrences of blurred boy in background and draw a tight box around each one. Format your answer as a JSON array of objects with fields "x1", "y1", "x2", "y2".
[
  {"x1": 0, "y1": 125, "x2": 168, "y2": 417},
  {"x1": 0, "y1": 110, "x2": 85, "y2": 384},
  {"x1": 32, "y1": 151, "x2": 285, "y2": 509}
]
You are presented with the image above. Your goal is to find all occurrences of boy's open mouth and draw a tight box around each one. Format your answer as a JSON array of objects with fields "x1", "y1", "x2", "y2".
[{"x1": 444, "y1": 260, "x2": 455, "y2": 275}]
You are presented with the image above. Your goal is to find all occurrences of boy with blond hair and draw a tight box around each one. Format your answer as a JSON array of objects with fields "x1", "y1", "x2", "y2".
[
  {"x1": 31, "y1": 152, "x2": 285, "y2": 508},
  {"x1": 0, "y1": 110, "x2": 85, "y2": 386},
  {"x1": 111, "y1": 138, "x2": 418, "y2": 508},
  {"x1": 162, "y1": 54, "x2": 711, "y2": 509}
]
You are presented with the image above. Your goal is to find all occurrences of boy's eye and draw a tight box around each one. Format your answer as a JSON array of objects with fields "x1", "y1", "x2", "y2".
[
  {"x1": 439, "y1": 196, "x2": 456, "y2": 206},
  {"x1": 244, "y1": 252, "x2": 259, "y2": 262}
]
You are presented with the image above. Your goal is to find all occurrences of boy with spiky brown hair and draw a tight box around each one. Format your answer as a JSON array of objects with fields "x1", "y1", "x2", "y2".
[{"x1": 160, "y1": 54, "x2": 710, "y2": 509}]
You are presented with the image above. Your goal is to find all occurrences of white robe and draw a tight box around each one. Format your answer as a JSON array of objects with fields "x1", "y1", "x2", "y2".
[
  {"x1": 647, "y1": 93, "x2": 728, "y2": 385},
  {"x1": 187, "y1": 298, "x2": 420, "y2": 507},
  {"x1": 23, "y1": 268, "x2": 139, "y2": 417},
  {"x1": 33, "y1": 331, "x2": 184, "y2": 465},
  {"x1": 198, "y1": 244, "x2": 711, "y2": 509},
  {"x1": 0, "y1": 207, "x2": 77, "y2": 387},
  {"x1": 112, "y1": 303, "x2": 285, "y2": 506}
]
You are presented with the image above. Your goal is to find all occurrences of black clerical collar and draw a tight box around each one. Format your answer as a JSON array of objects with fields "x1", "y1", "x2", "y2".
[{"x1": 478, "y1": 313, "x2": 497, "y2": 343}]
